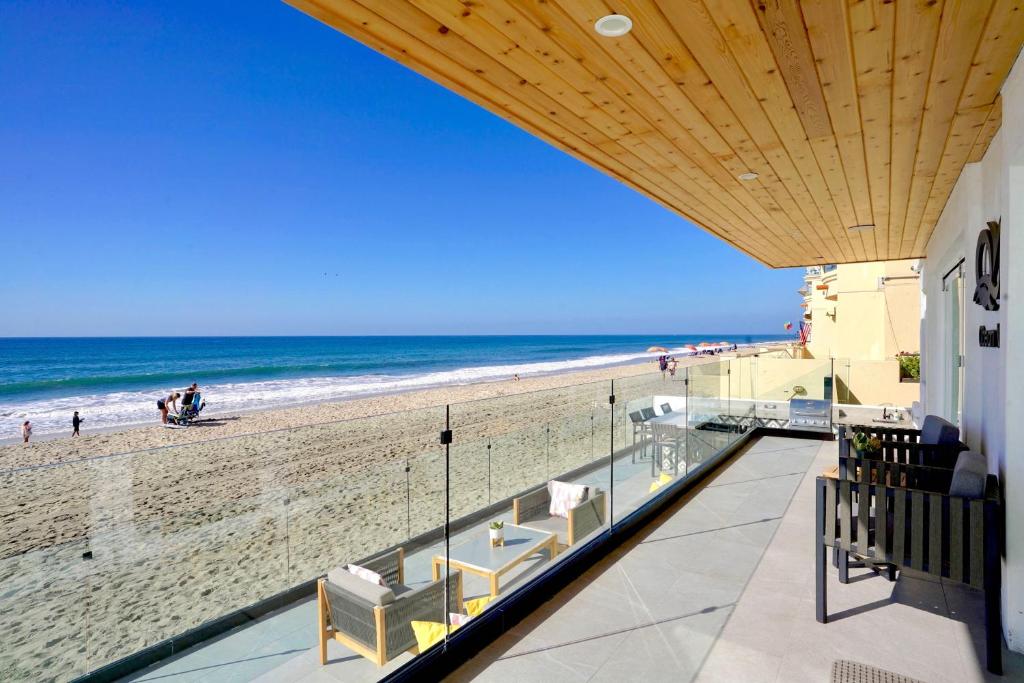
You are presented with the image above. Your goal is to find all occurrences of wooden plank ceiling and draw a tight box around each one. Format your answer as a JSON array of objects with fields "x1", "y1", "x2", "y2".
[{"x1": 286, "y1": 0, "x2": 1024, "y2": 268}]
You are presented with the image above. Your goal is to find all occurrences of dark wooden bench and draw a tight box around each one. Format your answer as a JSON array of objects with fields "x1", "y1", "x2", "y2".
[
  {"x1": 837, "y1": 424, "x2": 966, "y2": 473},
  {"x1": 815, "y1": 470, "x2": 1002, "y2": 674}
]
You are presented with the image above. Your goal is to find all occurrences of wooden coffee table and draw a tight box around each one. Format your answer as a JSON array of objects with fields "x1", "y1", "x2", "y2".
[{"x1": 431, "y1": 524, "x2": 558, "y2": 597}]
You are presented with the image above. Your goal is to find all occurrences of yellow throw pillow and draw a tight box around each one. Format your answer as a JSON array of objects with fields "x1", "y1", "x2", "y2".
[
  {"x1": 648, "y1": 473, "x2": 674, "y2": 493},
  {"x1": 464, "y1": 595, "x2": 496, "y2": 617},
  {"x1": 410, "y1": 620, "x2": 458, "y2": 652}
]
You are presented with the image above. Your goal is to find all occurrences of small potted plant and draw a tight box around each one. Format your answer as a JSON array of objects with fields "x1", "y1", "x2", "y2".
[
  {"x1": 898, "y1": 352, "x2": 921, "y2": 383},
  {"x1": 489, "y1": 520, "x2": 504, "y2": 547},
  {"x1": 851, "y1": 431, "x2": 882, "y2": 458}
]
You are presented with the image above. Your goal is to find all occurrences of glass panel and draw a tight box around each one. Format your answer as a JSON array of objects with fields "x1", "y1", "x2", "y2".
[
  {"x1": 753, "y1": 356, "x2": 832, "y2": 402},
  {"x1": 446, "y1": 379, "x2": 610, "y2": 608},
  {"x1": 686, "y1": 361, "x2": 735, "y2": 473},
  {"x1": 0, "y1": 460, "x2": 91, "y2": 680},
  {"x1": 750, "y1": 356, "x2": 833, "y2": 432},
  {"x1": 832, "y1": 357, "x2": 918, "y2": 426},
  {"x1": 832, "y1": 357, "x2": 852, "y2": 404},
  {"x1": 0, "y1": 404, "x2": 456, "y2": 683},
  {"x1": 283, "y1": 405, "x2": 450, "y2": 676},
  {"x1": 1, "y1": 356, "x2": 849, "y2": 682},
  {"x1": 722, "y1": 356, "x2": 753, "y2": 446},
  {"x1": 611, "y1": 371, "x2": 685, "y2": 518}
]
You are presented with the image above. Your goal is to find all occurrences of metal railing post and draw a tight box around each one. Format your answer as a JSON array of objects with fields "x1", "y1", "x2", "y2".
[
  {"x1": 609, "y1": 380, "x2": 615, "y2": 529},
  {"x1": 405, "y1": 458, "x2": 411, "y2": 540}
]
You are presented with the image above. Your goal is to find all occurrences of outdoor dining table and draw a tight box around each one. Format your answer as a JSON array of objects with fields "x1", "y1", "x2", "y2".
[{"x1": 646, "y1": 412, "x2": 689, "y2": 428}]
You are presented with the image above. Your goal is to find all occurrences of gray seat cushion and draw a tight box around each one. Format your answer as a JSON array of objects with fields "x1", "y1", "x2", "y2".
[
  {"x1": 390, "y1": 582, "x2": 414, "y2": 598},
  {"x1": 949, "y1": 450, "x2": 987, "y2": 499},
  {"x1": 520, "y1": 515, "x2": 568, "y2": 546},
  {"x1": 327, "y1": 566, "x2": 396, "y2": 605},
  {"x1": 921, "y1": 415, "x2": 960, "y2": 446}
]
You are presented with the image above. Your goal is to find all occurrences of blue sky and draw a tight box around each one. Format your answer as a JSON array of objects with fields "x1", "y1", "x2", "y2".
[{"x1": 0, "y1": 0, "x2": 802, "y2": 336}]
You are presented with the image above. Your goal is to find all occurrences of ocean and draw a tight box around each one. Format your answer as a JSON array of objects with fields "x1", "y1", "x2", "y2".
[{"x1": 0, "y1": 335, "x2": 792, "y2": 437}]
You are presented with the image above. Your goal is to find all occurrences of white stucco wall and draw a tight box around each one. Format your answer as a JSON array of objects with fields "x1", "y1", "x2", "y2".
[{"x1": 921, "y1": 51, "x2": 1024, "y2": 651}]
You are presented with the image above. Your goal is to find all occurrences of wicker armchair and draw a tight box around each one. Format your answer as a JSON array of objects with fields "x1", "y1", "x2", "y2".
[
  {"x1": 513, "y1": 483, "x2": 607, "y2": 547},
  {"x1": 317, "y1": 547, "x2": 463, "y2": 667}
]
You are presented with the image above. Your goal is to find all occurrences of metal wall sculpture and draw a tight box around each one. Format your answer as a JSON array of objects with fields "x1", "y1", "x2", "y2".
[{"x1": 973, "y1": 218, "x2": 1001, "y2": 311}]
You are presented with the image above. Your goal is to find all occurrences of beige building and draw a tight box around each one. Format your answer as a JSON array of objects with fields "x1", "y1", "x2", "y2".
[{"x1": 800, "y1": 260, "x2": 921, "y2": 407}]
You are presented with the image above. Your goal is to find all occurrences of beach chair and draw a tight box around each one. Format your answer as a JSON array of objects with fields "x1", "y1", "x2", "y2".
[
  {"x1": 660, "y1": 403, "x2": 672, "y2": 414},
  {"x1": 180, "y1": 392, "x2": 205, "y2": 423},
  {"x1": 640, "y1": 407, "x2": 656, "y2": 421},
  {"x1": 318, "y1": 547, "x2": 463, "y2": 667}
]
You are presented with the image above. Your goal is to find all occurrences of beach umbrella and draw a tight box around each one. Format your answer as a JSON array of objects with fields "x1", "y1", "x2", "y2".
[
  {"x1": 684, "y1": 345, "x2": 698, "y2": 352},
  {"x1": 646, "y1": 346, "x2": 669, "y2": 353},
  {"x1": 698, "y1": 342, "x2": 713, "y2": 347}
]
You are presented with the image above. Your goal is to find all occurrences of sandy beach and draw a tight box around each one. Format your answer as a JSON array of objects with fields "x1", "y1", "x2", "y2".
[
  {"x1": 0, "y1": 354, "x2": 737, "y2": 470},
  {"x1": 0, "y1": 351, "x2": 773, "y2": 682}
]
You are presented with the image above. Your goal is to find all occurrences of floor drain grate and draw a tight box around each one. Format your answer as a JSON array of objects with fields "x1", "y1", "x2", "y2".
[{"x1": 831, "y1": 660, "x2": 926, "y2": 683}]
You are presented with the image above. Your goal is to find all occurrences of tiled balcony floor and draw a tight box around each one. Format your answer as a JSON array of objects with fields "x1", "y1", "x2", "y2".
[{"x1": 451, "y1": 437, "x2": 1024, "y2": 683}]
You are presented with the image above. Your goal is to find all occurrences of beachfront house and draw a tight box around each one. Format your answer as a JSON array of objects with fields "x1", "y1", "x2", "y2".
[
  {"x1": 5, "y1": 3, "x2": 1024, "y2": 682},
  {"x1": 799, "y1": 260, "x2": 923, "y2": 408}
]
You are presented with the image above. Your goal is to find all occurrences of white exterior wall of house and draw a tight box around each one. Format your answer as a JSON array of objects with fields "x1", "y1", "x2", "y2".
[{"x1": 921, "y1": 50, "x2": 1024, "y2": 652}]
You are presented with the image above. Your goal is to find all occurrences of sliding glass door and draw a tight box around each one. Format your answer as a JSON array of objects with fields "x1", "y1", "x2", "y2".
[{"x1": 945, "y1": 272, "x2": 964, "y2": 426}]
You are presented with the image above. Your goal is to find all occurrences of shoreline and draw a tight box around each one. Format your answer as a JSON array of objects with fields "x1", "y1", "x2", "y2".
[{"x1": 0, "y1": 346, "x2": 785, "y2": 469}]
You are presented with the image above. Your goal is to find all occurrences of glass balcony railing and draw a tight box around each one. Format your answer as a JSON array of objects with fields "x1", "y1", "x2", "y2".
[{"x1": 0, "y1": 355, "x2": 836, "y2": 682}]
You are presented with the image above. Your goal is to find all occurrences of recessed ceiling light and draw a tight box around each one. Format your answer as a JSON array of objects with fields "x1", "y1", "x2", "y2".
[
  {"x1": 594, "y1": 14, "x2": 632, "y2": 37},
  {"x1": 848, "y1": 224, "x2": 875, "y2": 233},
  {"x1": 737, "y1": 171, "x2": 759, "y2": 181}
]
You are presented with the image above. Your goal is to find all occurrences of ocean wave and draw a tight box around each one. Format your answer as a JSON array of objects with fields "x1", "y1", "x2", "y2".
[{"x1": 0, "y1": 343, "x2": 749, "y2": 437}]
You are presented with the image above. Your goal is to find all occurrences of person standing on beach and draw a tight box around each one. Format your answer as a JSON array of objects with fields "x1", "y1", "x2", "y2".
[
  {"x1": 182, "y1": 383, "x2": 198, "y2": 406},
  {"x1": 21, "y1": 421, "x2": 32, "y2": 443},
  {"x1": 72, "y1": 411, "x2": 83, "y2": 437},
  {"x1": 669, "y1": 357, "x2": 678, "y2": 377},
  {"x1": 157, "y1": 392, "x2": 180, "y2": 424}
]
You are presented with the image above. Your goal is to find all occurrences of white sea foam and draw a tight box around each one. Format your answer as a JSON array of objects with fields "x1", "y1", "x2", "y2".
[{"x1": 2, "y1": 343, "x2": 750, "y2": 437}]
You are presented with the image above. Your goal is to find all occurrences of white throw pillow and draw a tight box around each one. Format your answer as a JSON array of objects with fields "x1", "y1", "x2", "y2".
[
  {"x1": 548, "y1": 480, "x2": 589, "y2": 519},
  {"x1": 449, "y1": 612, "x2": 472, "y2": 627},
  {"x1": 345, "y1": 563, "x2": 387, "y2": 587}
]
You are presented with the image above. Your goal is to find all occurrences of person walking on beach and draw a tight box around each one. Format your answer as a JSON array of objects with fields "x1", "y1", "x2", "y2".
[
  {"x1": 669, "y1": 357, "x2": 678, "y2": 378},
  {"x1": 659, "y1": 355, "x2": 668, "y2": 379},
  {"x1": 157, "y1": 392, "x2": 181, "y2": 424},
  {"x1": 72, "y1": 411, "x2": 83, "y2": 437},
  {"x1": 21, "y1": 421, "x2": 32, "y2": 443}
]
